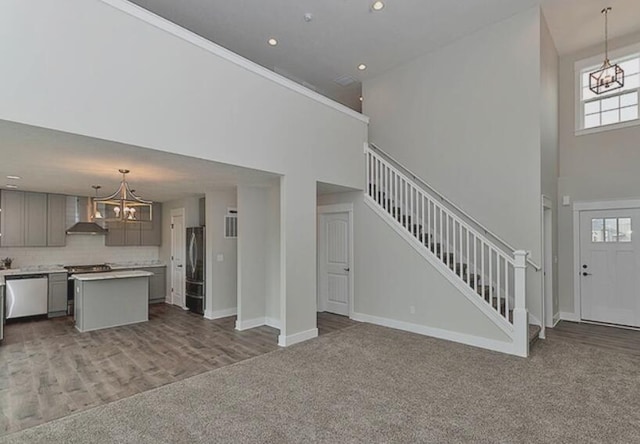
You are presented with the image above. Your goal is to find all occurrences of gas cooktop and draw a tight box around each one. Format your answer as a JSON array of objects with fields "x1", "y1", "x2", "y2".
[{"x1": 64, "y1": 264, "x2": 112, "y2": 274}]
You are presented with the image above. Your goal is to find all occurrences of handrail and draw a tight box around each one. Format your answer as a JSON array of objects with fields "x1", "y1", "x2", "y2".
[{"x1": 368, "y1": 143, "x2": 541, "y2": 271}]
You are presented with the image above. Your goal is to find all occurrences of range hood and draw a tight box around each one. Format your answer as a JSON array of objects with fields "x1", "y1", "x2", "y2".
[{"x1": 66, "y1": 197, "x2": 108, "y2": 235}]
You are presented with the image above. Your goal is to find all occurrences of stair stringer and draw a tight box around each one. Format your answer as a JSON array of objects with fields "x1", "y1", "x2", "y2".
[{"x1": 365, "y1": 196, "x2": 514, "y2": 339}]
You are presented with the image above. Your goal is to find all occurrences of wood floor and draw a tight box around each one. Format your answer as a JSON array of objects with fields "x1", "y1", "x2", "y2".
[
  {"x1": 547, "y1": 320, "x2": 640, "y2": 357},
  {"x1": 0, "y1": 305, "x2": 357, "y2": 436}
]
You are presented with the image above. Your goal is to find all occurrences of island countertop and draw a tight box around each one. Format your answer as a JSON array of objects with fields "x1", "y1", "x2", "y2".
[{"x1": 71, "y1": 270, "x2": 153, "y2": 281}]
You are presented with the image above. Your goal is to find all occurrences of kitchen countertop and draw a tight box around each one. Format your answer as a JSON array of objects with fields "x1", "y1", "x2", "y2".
[
  {"x1": 107, "y1": 262, "x2": 166, "y2": 270},
  {"x1": 0, "y1": 267, "x2": 67, "y2": 285},
  {"x1": 72, "y1": 270, "x2": 154, "y2": 281}
]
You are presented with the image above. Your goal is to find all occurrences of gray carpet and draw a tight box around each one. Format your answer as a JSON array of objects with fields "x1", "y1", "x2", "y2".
[{"x1": 2, "y1": 323, "x2": 640, "y2": 444}]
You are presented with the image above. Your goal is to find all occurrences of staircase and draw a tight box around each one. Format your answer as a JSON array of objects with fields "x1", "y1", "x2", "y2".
[{"x1": 365, "y1": 144, "x2": 536, "y2": 357}]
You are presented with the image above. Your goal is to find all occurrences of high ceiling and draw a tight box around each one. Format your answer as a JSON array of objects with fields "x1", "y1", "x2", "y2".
[
  {"x1": 0, "y1": 120, "x2": 279, "y2": 202},
  {"x1": 128, "y1": 0, "x2": 541, "y2": 110},
  {"x1": 126, "y1": 0, "x2": 640, "y2": 110},
  {"x1": 541, "y1": 0, "x2": 640, "y2": 55}
]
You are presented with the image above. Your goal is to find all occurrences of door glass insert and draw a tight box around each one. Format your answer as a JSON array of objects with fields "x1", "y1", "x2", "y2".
[
  {"x1": 592, "y1": 218, "x2": 604, "y2": 242},
  {"x1": 591, "y1": 217, "x2": 632, "y2": 243},
  {"x1": 618, "y1": 218, "x2": 632, "y2": 242}
]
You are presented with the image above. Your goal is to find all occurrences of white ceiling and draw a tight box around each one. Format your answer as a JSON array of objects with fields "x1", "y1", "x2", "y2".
[
  {"x1": 128, "y1": 0, "x2": 541, "y2": 110},
  {"x1": 0, "y1": 120, "x2": 279, "y2": 202},
  {"x1": 541, "y1": 0, "x2": 640, "y2": 55}
]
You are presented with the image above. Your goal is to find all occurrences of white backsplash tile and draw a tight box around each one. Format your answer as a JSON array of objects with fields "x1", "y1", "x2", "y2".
[{"x1": 0, "y1": 236, "x2": 159, "y2": 268}]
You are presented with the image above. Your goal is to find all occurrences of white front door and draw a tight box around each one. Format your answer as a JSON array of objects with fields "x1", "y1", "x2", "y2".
[
  {"x1": 580, "y1": 208, "x2": 640, "y2": 327},
  {"x1": 318, "y1": 211, "x2": 351, "y2": 316},
  {"x1": 171, "y1": 209, "x2": 186, "y2": 309}
]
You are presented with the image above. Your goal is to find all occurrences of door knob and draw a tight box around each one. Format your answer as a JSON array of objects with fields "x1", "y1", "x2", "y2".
[
  {"x1": 582, "y1": 272, "x2": 592, "y2": 276},
  {"x1": 344, "y1": 267, "x2": 350, "y2": 272}
]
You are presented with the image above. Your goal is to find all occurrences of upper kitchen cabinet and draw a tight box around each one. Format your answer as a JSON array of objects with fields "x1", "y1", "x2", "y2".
[
  {"x1": 0, "y1": 190, "x2": 25, "y2": 247},
  {"x1": 0, "y1": 190, "x2": 68, "y2": 247},
  {"x1": 47, "y1": 194, "x2": 67, "y2": 247},
  {"x1": 105, "y1": 203, "x2": 162, "y2": 247},
  {"x1": 141, "y1": 203, "x2": 162, "y2": 246},
  {"x1": 24, "y1": 192, "x2": 48, "y2": 247}
]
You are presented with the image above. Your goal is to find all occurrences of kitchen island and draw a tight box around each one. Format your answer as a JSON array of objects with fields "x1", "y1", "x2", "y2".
[{"x1": 72, "y1": 270, "x2": 153, "y2": 332}]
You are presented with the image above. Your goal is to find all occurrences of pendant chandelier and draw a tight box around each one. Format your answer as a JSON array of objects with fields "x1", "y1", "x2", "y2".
[
  {"x1": 92, "y1": 169, "x2": 153, "y2": 222},
  {"x1": 589, "y1": 7, "x2": 624, "y2": 95}
]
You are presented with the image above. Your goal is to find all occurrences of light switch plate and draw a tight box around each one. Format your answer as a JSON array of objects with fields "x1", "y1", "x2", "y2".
[
  {"x1": 562, "y1": 195, "x2": 571, "y2": 206},
  {"x1": 217, "y1": 254, "x2": 224, "y2": 262}
]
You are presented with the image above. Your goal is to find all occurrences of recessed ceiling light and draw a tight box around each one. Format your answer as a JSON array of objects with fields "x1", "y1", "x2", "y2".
[
  {"x1": 372, "y1": 1, "x2": 385, "y2": 11},
  {"x1": 358, "y1": 64, "x2": 367, "y2": 71},
  {"x1": 5, "y1": 184, "x2": 18, "y2": 189},
  {"x1": 268, "y1": 38, "x2": 278, "y2": 46},
  {"x1": 6, "y1": 175, "x2": 21, "y2": 180}
]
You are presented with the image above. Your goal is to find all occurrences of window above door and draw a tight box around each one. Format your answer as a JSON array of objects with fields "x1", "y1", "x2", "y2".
[{"x1": 575, "y1": 42, "x2": 640, "y2": 135}]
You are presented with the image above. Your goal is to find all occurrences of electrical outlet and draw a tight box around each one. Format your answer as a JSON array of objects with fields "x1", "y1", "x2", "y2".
[{"x1": 409, "y1": 306, "x2": 416, "y2": 314}]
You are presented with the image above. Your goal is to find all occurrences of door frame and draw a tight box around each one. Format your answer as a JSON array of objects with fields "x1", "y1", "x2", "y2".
[
  {"x1": 572, "y1": 198, "x2": 640, "y2": 321},
  {"x1": 170, "y1": 207, "x2": 187, "y2": 309},
  {"x1": 317, "y1": 203, "x2": 354, "y2": 318},
  {"x1": 541, "y1": 195, "x2": 553, "y2": 335}
]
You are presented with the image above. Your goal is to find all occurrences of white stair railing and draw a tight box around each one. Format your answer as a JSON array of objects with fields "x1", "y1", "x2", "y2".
[{"x1": 365, "y1": 146, "x2": 529, "y2": 356}]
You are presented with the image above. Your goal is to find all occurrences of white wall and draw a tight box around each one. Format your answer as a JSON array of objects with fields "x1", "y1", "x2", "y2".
[
  {"x1": 0, "y1": 0, "x2": 368, "y2": 341},
  {"x1": 363, "y1": 7, "x2": 544, "y2": 320},
  {"x1": 204, "y1": 189, "x2": 238, "y2": 318},
  {"x1": 265, "y1": 185, "x2": 281, "y2": 326},
  {"x1": 557, "y1": 30, "x2": 640, "y2": 316},
  {"x1": 236, "y1": 186, "x2": 268, "y2": 328},
  {"x1": 539, "y1": 13, "x2": 560, "y2": 324},
  {"x1": 318, "y1": 192, "x2": 510, "y2": 345}
]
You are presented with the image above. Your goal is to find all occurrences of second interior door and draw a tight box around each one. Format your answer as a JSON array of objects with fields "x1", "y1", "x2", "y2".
[{"x1": 318, "y1": 211, "x2": 351, "y2": 316}]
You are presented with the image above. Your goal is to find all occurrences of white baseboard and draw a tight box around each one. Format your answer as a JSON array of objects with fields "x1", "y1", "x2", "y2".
[
  {"x1": 265, "y1": 317, "x2": 281, "y2": 329},
  {"x1": 351, "y1": 312, "x2": 519, "y2": 357},
  {"x1": 559, "y1": 311, "x2": 580, "y2": 322},
  {"x1": 235, "y1": 317, "x2": 266, "y2": 331},
  {"x1": 278, "y1": 328, "x2": 318, "y2": 347},
  {"x1": 204, "y1": 307, "x2": 237, "y2": 320}
]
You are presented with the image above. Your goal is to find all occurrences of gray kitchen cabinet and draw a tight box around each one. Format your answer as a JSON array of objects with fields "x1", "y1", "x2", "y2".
[
  {"x1": 24, "y1": 192, "x2": 48, "y2": 247},
  {"x1": 47, "y1": 194, "x2": 67, "y2": 247},
  {"x1": 0, "y1": 190, "x2": 25, "y2": 247},
  {"x1": 124, "y1": 221, "x2": 142, "y2": 246},
  {"x1": 1, "y1": 190, "x2": 68, "y2": 248},
  {"x1": 48, "y1": 273, "x2": 68, "y2": 317},
  {"x1": 106, "y1": 204, "x2": 162, "y2": 247},
  {"x1": 105, "y1": 221, "x2": 125, "y2": 246},
  {"x1": 141, "y1": 203, "x2": 162, "y2": 246},
  {"x1": 143, "y1": 266, "x2": 166, "y2": 303},
  {"x1": 115, "y1": 266, "x2": 166, "y2": 303},
  {"x1": 199, "y1": 197, "x2": 206, "y2": 226}
]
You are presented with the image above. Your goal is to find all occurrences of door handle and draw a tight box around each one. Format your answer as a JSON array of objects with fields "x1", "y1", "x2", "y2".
[
  {"x1": 177, "y1": 265, "x2": 183, "y2": 268},
  {"x1": 582, "y1": 272, "x2": 592, "y2": 276},
  {"x1": 344, "y1": 268, "x2": 350, "y2": 272}
]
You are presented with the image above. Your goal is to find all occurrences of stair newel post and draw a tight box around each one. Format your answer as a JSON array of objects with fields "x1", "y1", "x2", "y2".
[{"x1": 513, "y1": 250, "x2": 529, "y2": 357}]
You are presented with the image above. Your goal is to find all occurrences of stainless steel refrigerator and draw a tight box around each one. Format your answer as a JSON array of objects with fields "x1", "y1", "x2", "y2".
[{"x1": 186, "y1": 226, "x2": 205, "y2": 314}]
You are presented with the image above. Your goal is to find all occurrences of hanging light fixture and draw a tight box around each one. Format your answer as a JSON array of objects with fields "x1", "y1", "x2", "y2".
[
  {"x1": 589, "y1": 7, "x2": 624, "y2": 95},
  {"x1": 91, "y1": 185, "x2": 103, "y2": 220},
  {"x1": 93, "y1": 169, "x2": 153, "y2": 222}
]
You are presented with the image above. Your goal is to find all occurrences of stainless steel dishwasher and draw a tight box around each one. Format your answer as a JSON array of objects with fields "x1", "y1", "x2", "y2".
[{"x1": 5, "y1": 274, "x2": 48, "y2": 319}]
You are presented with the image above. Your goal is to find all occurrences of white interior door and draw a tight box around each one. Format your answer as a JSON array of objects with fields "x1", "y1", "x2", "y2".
[
  {"x1": 580, "y1": 208, "x2": 640, "y2": 327},
  {"x1": 171, "y1": 209, "x2": 186, "y2": 308},
  {"x1": 318, "y1": 211, "x2": 351, "y2": 316}
]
